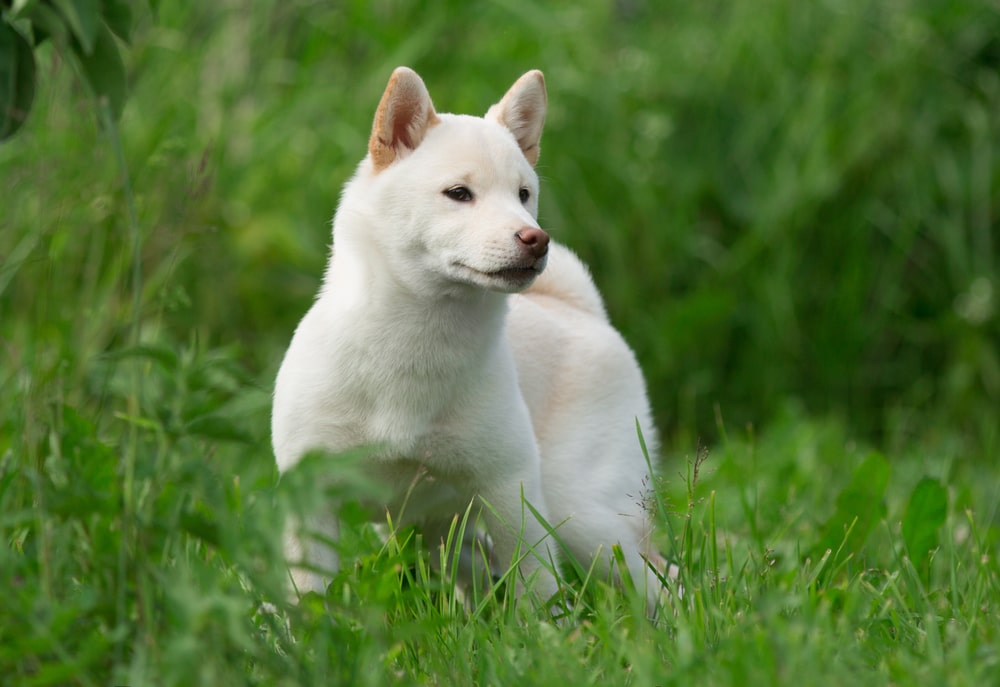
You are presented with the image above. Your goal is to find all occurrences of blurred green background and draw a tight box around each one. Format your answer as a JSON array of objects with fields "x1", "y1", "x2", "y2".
[{"x1": 3, "y1": 0, "x2": 998, "y2": 451}]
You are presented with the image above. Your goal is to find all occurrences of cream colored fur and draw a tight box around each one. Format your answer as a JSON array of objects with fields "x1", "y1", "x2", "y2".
[{"x1": 271, "y1": 67, "x2": 663, "y2": 606}]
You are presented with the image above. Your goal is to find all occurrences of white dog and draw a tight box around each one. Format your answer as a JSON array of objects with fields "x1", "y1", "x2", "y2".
[{"x1": 272, "y1": 67, "x2": 664, "y2": 606}]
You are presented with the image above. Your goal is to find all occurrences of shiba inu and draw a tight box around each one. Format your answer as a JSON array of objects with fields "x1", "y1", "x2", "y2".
[{"x1": 271, "y1": 67, "x2": 665, "y2": 606}]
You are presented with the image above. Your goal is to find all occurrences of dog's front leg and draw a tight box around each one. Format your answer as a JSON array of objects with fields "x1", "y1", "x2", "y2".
[
  {"x1": 284, "y1": 511, "x2": 340, "y2": 597},
  {"x1": 477, "y1": 477, "x2": 560, "y2": 604}
]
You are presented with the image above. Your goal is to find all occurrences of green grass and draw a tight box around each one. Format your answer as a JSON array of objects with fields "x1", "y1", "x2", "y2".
[{"x1": 2, "y1": 1, "x2": 999, "y2": 685}]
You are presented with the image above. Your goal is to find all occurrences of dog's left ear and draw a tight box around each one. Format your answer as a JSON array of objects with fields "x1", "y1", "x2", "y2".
[{"x1": 487, "y1": 70, "x2": 547, "y2": 166}]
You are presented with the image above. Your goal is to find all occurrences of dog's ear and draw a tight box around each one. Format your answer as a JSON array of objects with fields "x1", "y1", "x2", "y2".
[
  {"x1": 369, "y1": 67, "x2": 440, "y2": 172},
  {"x1": 487, "y1": 70, "x2": 547, "y2": 166}
]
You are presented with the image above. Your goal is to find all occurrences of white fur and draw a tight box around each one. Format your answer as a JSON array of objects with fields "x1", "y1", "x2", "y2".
[{"x1": 272, "y1": 67, "x2": 664, "y2": 606}]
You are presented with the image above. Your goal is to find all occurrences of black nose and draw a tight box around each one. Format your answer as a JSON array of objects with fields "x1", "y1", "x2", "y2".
[{"x1": 516, "y1": 226, "x2": 550, "y2": 259}]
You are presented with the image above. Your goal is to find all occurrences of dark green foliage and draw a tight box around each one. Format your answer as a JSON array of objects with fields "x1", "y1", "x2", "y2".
[
  {"x1": 0, "y1": 0, "x2": 141, "y2": 138},
  {"x1": 0, "y1": 20, "x2": 34, "y2": 139}
]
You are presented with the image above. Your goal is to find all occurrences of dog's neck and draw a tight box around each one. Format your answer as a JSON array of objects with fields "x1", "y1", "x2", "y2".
[
  {"x1": 316, "y1": 242, "x2": 513, "y2": 451},
  {"x1": 322, "y1": 242, "x2": 511, "y2": 357}
]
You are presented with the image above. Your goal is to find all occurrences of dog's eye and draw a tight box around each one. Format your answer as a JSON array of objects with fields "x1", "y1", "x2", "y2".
[
  {"x1": 444, "y1": 186, "x2": 473, "y2": 202},
  {"x1": 519, "y1": 187, "x2": 531, "y2": 203}
]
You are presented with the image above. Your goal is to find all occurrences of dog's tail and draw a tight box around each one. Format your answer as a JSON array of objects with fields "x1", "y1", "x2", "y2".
[{"x1": 525, "y1": 243, "x2": 608, "y2": 321}]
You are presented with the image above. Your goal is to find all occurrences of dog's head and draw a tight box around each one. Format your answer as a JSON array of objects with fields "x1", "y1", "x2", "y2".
[{"x1": 343, "y1": 67, "x2": 550, "y2": 296}]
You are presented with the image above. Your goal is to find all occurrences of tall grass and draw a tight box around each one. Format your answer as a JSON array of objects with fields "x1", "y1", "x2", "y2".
[{"x1": 1, "y1": 1, "x2": 998, "y2": 685}]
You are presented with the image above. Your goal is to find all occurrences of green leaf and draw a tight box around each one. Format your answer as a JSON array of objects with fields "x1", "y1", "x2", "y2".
[
  {"x1": 5, "y1": 0, "x2": 38, "y2": 22},
  {"x1": 73, "y1": 20, "x2": 127, "y2": 120},
  {"x1": 185, "y1": 413, "x2": 252, "y2": 443},
  {"x1": 22, "y1": 3, "x2": 70, "y2": 46},
  {"x1": 0, "y1": 20, "x2": 36, "y2": 141},
  {"x1": 51, "y1": 0, "x2": 100, "y2": 54},
  {"x1": 180, "y1": 510, "x2": 222, "y2": 548},
  {"x1": 902, "y1": 477, "x2": 947, "y2": 574},
  {"x1": 811, "y1": 452, "x2": 891, "y2": 570},
  {"x1": 106, "y1": 342, "x2": 180, "y2": 371},
  {"x1": 101, "y1": 0, "x2": 134, "y2": 43}
]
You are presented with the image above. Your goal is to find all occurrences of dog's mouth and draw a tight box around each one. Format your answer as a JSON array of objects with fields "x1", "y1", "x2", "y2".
[
  {"x1": 488, "y1": 265, "x2": 542, "y2": 279},
  {"x1": 453, "y1": 260, "x2": 545, "y2": 291}
]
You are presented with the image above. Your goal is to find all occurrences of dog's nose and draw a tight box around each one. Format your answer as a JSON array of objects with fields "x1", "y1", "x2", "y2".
[{"x1": 516, "y1": 226, "x2": 550, "y2": 259}]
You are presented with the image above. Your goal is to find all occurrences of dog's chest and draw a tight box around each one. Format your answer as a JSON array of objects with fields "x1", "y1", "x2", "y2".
[
  {"x1": 342, "y1": 347, "x2": 517, "y2": 480},
  {"x1": 332, "y1": 310, "x2": 502, "y2": 445}
]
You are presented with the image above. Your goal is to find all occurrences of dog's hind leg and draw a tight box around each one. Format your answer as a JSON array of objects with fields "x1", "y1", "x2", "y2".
[
  {"x1": 284, "y1": 512, "x2": 340, "y2": 597},
  {"x1": 551, "y1": 501, "x2": 666, "y2": 611}
]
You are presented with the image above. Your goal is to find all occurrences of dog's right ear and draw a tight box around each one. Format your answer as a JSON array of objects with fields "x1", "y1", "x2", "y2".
[{"x1": 369, "y1": 67, "x2": 440, "y2": 173}]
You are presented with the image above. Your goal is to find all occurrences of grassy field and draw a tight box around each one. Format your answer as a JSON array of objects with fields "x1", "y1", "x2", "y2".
[{"x1": 2, "y1": 1, "x2": 999, "y2": 685}]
